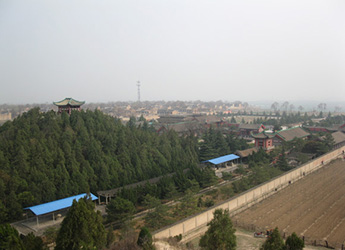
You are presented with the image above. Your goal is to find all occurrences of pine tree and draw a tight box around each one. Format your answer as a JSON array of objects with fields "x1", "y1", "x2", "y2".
[
  {"x1": 277, "y1": 148, "x2": 290, "y2": 171},
  {"x1": 137, "y1": 227, "x2": 154, "y2": 250},
  {"x1": 285, "y1": 232, "x2": 304, "y2": 250},
  {"x1": 55, "y1": 196, "x2": 106, "y2": 250},
  {"x1": 106, "y1": 196, "x2": 136, "y2": 226},
  {"x1": 21, "y1": 232, "x2": 45, "y2": 250},
  {"x1": 199, "y1": 209, "x2": 236, "y2": 250},
  {"x1": 260, "y1": 227, "x2": 284, "y2": 250},
  {"x1": 0, "y1": 223, "x2": 24, "y2": 250}
]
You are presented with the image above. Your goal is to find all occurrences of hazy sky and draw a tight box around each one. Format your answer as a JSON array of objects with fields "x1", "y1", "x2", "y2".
[{"x1": 0, "y1": 0, "x2": 344, "y2": 104}]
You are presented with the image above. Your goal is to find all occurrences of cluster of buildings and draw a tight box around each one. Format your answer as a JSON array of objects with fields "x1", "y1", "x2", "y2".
[
  {"x1": 92, "y1": 100, "x2": 249, "y2": 121},
  {"x1": 0, "y1": 111, "x2": 11, "y2": 122},
  {"x1": 2, "y1": 98, "x2": 345, "y2": 153},
  {"x1": 48, "y1": 98, "x2": 345, "y2": 152},
  {"x1": 0, "y1": 99, "x2": 251, "y2": 124}
]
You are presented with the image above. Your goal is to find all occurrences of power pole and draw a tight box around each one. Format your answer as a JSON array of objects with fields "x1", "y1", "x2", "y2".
[{"x1": 137, "y1": 81, "x2": 141, "y2": 102}]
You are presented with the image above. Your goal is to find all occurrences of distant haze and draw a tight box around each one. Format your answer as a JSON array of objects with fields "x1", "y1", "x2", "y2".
[{"x1": 0, "y1": 0, "x2": 344, "y2": 104}]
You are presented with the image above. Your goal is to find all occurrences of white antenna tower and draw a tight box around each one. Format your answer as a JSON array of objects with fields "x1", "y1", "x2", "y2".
[{"x1": 137, "y1": 81, "x2": 141, "y2": 102}]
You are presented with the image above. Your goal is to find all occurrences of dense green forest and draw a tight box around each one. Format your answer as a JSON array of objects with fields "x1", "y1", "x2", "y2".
[
  {"x1": 0, "y1": 108, "x2": 202, "y2": 222},
  {"x1": 198, "y1": 127, "x2": 249, "y2": 161}
]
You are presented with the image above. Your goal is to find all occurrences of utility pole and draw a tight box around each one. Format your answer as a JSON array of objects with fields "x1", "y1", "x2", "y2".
[{"x1": 137, "y1": 81, "x2": 141, "y2": 102}]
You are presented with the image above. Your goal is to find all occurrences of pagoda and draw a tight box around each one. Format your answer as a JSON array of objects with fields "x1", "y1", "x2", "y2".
[
  {"x1": 53, "y1": 98, "x2": 85, "y2": 115},
  {"x1": 251, "y1": 131, "x2": 275, "y2": 150}
]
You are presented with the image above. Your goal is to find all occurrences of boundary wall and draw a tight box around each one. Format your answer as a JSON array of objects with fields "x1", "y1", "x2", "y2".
[{"x1": 153, "y1": 146, "x2": 345, "y2": 239}]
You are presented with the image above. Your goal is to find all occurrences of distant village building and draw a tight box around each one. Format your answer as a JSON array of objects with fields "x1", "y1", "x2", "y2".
[
  {"x1": 0, "y1": 111, "x2": 12, "y2": 121},
  {"x1": 156, "y1": 121, "x2": 202, "y2": 137},
  {"x1": 53, "y1": 98, "x2": 85, "y2": 115},
  {"x1": 304, "y1": 125, "x2": 339, "y2": 133}
]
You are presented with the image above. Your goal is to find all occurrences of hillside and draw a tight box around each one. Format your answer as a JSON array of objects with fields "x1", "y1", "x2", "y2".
[{"x1": 0, "y1": 108, "x2": 199, "y2": 222}]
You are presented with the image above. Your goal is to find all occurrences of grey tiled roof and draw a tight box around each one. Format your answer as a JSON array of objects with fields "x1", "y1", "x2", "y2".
[{"x1": 276, "y1": 127, "x2": 310, "y2": 141}]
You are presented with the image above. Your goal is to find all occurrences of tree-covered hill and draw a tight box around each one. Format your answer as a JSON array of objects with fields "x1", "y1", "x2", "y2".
[{"x1": 0, "y1": 108, "x2": 199, "y2": 222}]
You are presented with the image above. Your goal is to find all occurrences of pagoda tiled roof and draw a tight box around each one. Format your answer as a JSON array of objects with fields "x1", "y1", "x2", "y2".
[
  {"x1": 304, "y1": 125, "x2": 339, "y2": 132},
  {"x1": 235, "y1": 147, "x2": 259, "y2": 158},
  {"x1": 331, "y1": 131, "x2": 345, "y2": 145},
  {"x1": 239, "y1": 123, "x2": 265, "y2": 130},
  {"x1": 53, "y1": 98, "x2": 85, "y2": 106},
  {"x1": 251, "y1": 131, "x2": 275, "y2": 139},
  {"x1": 276, "y1": 127, "x2": 310, "y2": 141}
]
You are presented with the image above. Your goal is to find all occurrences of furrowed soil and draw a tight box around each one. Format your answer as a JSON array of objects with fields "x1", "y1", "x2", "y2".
[
  {"x1": 179, "y1": 228, "x2": 326, "y2": 250},
  {"x1": 233, "y1": 159, "x2": 345, "y2": 249}
]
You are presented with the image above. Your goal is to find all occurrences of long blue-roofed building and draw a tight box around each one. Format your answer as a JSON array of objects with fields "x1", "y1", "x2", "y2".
[
  {"x1": 26, "y1": 193, "x2": 97, "y2": 216},
  {"x1": 202, "y1": 154, "x2": 240, "y2": 165},
  {"x1": 22, "y1": 193, "x2": 97, "y2": 230},
  {"x1": 202, "y1": 154, "x2": 240, "y2": 169}
]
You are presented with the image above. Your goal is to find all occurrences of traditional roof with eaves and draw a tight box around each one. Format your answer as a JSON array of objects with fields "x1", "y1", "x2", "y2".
[
  {"x1": 331, "y1": 131, "x2": 345, "y2": 145},
  {"x1": 53, "y1": 97, "x2": 85, "y2": 106},
  {"x1": 275, "y1": 127, "x2": 310, "y2": 142},
  {"x1": 251, "y1": 131, "x2": 275, "y2": 139},
  {"x1": 239, "y1": 124, "x2": 265, "y2": 130},
  {"x1": 235, "y1": 147, "x2": 259, "y2": 158}
]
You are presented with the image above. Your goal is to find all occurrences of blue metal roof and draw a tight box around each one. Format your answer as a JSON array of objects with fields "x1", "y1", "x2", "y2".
[
  {"x1": 203, "y1": 154, "x2": 240, "y2": 165},
  {"x1": 26, "y1": 193, "x2": 97, "y2": 216}
]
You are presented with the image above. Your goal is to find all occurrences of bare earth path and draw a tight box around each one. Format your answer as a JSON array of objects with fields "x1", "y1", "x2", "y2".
[{"x1": 233, "y1": 159, "x2": 345, "y2": 249}]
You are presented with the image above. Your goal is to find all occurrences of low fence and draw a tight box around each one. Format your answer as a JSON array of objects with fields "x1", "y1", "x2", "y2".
[{"x1": 153, "y1": 146, "x2": 345, "y2": 240}]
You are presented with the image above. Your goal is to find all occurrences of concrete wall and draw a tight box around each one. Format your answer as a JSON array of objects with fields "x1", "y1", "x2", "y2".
[{"x1": 153, "y1": 146, "x2": 345, "y2": 239}]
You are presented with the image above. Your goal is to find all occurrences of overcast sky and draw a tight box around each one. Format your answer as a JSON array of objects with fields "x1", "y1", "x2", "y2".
[{"x1": 0, "y1": 0, "x2": 344, "y2": 104}]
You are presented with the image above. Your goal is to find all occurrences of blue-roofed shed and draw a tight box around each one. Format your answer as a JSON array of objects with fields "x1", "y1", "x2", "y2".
[
  {"x1": 26, "y1": 193, "x2": 97, "y2": 216},
  {"x1": 203, "y1": 154, "x2": 240, "y2": 165},
  {"x1": 202, "y1": 154, "x2": 241, "y2": 177},
  {"x1": 23, "y1": 193, "x2": 97, "y2": 228},
  {"x1": 202, "y1": 154, "x2": 240, "y2": 165},
  {"x1": 20, "y1": 193, "x2": 98, "y2": 232}
]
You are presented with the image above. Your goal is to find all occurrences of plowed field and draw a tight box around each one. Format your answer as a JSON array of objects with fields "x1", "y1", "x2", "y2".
[{"x1": 233, "y1": 159, "x2": 345, "y2": 249}]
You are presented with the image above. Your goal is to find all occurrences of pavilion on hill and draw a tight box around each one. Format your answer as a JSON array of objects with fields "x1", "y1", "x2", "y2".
[{"x1": 53, "y1": 97, "x2": 85, "y2": 114}]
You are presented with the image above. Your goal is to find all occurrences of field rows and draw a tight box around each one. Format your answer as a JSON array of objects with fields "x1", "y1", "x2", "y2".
[{"x1": 233, "y1": 159, "x2": 345, "y2": 247}]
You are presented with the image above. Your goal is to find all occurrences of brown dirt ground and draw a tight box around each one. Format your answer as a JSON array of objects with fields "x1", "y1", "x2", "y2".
[
  {"x1": 233, "y1": 159, "x2": 345, "y2": 249},
  {"x1": 157, "y1": 227, "x2": 326, "y2": 250}
]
